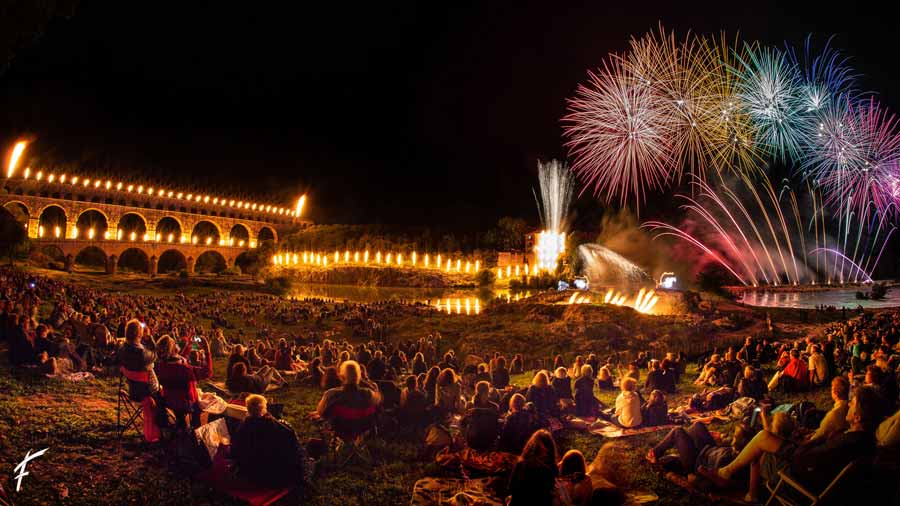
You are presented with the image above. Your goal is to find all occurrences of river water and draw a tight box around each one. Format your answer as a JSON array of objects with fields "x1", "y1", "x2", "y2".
[{"x1": 739, "y1": 287, "x2": 900, "y2": 309}]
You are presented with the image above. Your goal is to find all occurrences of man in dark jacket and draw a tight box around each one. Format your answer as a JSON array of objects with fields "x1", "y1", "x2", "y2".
[{"x1": 232, "y1": 394, "x2": 308, "y2": 489}]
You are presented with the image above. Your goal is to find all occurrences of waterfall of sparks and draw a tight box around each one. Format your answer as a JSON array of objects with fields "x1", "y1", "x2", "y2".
[
  {"x1": 577, "y1": 243, "x2": 651, "y2": 286},
  {"x1": 533, "y1": 159, "x2": 575, "y2": 271}
]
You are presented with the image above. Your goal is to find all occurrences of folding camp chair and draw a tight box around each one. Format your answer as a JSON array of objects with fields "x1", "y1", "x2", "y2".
[
  {"x1": 116, "y1": 374, "x2": 143, "y2": 439},
  {"x1": 764, "y1": 459, "x2": 863, "y2": 506}
]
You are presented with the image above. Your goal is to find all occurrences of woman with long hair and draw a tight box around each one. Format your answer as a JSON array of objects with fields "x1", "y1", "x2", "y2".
[{"x1": 507, "y1": 429, "x2": 558, "y2": 506}]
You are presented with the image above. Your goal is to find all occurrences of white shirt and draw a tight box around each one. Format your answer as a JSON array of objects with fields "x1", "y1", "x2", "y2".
[{"x1": 808, "y1": 352, "x2": 828, "y2": 385}]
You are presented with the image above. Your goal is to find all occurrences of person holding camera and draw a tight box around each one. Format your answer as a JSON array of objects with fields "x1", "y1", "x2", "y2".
[{"x1": 155, "y1": 331, "x2": 213, "y2": 429}]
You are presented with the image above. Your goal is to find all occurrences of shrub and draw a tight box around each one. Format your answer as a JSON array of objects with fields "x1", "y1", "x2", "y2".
[
  {"x1": 264, "y1": 275, "x2": 293, "y2": 295},
  {"x1": 220, "y1": 265, "x2": 242, "y2": 276},
  {"x1": 475, "y1": 268, "x2": 496, "y2": 287},
  {"x1": 696, "y1": 263, "x2": 738, "y2": 294}
]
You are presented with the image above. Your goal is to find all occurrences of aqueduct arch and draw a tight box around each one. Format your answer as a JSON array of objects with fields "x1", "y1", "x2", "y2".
[{"x1": 2, "y1": 175, "x2": 311, "y2": 276}]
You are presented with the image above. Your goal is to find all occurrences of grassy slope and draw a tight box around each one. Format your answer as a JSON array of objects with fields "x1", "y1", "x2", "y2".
[{"x1": 0, "y1": 272, "x2": 837, "y2": 505}]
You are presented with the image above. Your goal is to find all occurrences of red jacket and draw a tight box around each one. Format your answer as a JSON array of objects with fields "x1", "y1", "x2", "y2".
[
  {"x1": 783, "y1": 357, "x2": 809, "y2": 389},
  {"x1": 155, "y1": 340, "x2": 212, "y2": 411}
]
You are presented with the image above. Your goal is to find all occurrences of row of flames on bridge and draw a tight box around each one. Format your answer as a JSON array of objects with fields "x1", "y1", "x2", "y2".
[
  {"x1": 566, "y1": 288, "x2": 660, "y2": 314},
  {"x1": 5, "y1": 140, "x2": 306, "y2": 219},
  {"x1": 36, "y1": 224, "x2": 252, "y2": 247},
  {"x1": 272, "y1": 251, "x2": 483, "y2": 273}
]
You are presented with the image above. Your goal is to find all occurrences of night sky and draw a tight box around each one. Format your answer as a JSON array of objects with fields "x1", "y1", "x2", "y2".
[{"x1": 2, "y1": 1, "x2": 899, "y2": 229}]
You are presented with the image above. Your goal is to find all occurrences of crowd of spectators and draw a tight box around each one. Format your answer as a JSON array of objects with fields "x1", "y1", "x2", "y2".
[{"x1": 3, "y1": 267, "x2": 900, "y2": 504}]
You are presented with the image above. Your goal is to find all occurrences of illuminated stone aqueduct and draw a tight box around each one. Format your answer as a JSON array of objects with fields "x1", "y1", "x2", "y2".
[{"x1": 1, "y1": 177, "x2": 311, "y2": 275}]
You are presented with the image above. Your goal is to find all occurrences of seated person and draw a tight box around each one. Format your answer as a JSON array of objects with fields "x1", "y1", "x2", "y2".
[
  {"x1": 526, "y1": 371, "x2": 560, "y2": 420},
  {"x1": 155, "y1": 334, "x2": 213, "y2": 429},
  {"x1": 789, "y1": 386, "x2": 882, "y2": 502},
  {"x1": 641, "y1": 390, "x2": 669, "y2": 426},
  {"x1": 557, "y1": 449, "x2": 593, "y2": 506},
  {"x1": 462, "y1": 395, "x2": 502, "y2": 451},
  {"x1": 864, "y1": 365, "x2": 899, "y2": 415},
  {"x1": 399, "y1": 375, "x2": 429, "y2": 428},
  {"x1": 700, "y1": 409, "x2": 796, "y2": 502},
  {"x1": 735, "y1": 365, "x2": 768, "y2": 400},
  {"x1": 467, "y1": 380, "x2": 500, "y2": 413},
  {"x1": 596, "y1": 365, "x2": 614, "y2": 390},
  {"x1": 507, "y1": 430, "x2": 558, "y2": 506},
  {"x1": 321, "y1": 366, "x2": 341, "y2": 390},
  {"x1": 499, "y1": 394, "x2": 541, "y2": 454},
  {"x1": 645, "y1": 359, "x2": 675, "y2": 394},
  {"x1": 474, "y1": 363, "x2": 492, "y2": 385},
  {"x1": 574, "y1": 365, "x2": 599, "y2": 418},
  {"x1": 491, "y1": 357, "x2": 510, "y2": 389},
  {"x1": 805, "y1": 376, "x2": 850, "y2": 443},
  {"x1": 772, "y1": 349, "x2": 810, "y2": 392},
  {"x1": 694, "y1": 354, "x2": 722, "y2": 386},
  {"x1": 37, "y1": 347, "x2": 85, "y2": 375},
  {"x1": 611, "y1": 377, "x2": 642, "y2": 428},
  {"x1": 551, "y1": 368, "x2": 573, "y2": 410},
  {"x1": 807, "y1": 344, "x2": 829, "y2": 387},
  {"x1": 877, "y1": 406, "x2": 900, "y2": 449},
  {"x1": 210, "y1": 329, "x2": 231, "y2": 357},
  {"x1": 316, "y1": 360, "x2": 382, "y2": 438},
  {"x1": 434, "y1": 367, "x2": 465, "y2": 417},
  {"x1": 715, "y1": 351, "x2": 743, "y2": 387},
  {"x1": 231, "y1": 394, "x2": 309, "y2": 489},
  {"x1": 648, "y1": 422, "x2": 751, "y2": 475},
  {"x1": 226, "y1": 362, "x2": 282, "y2": 394},
  {"x1": 274, "y1": 338, "x2": 299, "y2": 371},
  {"x1": 226, "y1": 345, "x2": 251, "y2": 382}
]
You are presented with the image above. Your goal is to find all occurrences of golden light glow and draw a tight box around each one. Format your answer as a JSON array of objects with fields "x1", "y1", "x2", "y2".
[
  {"x1": 60, "y1": 174, "x2": 66, "y2": 183},
  {"x1": 535, "y1": 230, "x2": 566, "y2": 272},
  {"x1": 36, "y1": 170, "x2": 43, "y2": 181},
  {"x1": 54, "y1": 226, "x2": 61, "y2": 238},
  {"x1": 48, "y1": 174, "x2": 55, "y2": 183},
  {"x1": 117, "y1": 229, "x2": 122, "y2": 240},
  {"x1": 130, "y1": 232, "x2": 137, "y2": 241},
  {"x1": 206, "y1": 237, "x2": 213, "y2": 245},
  {"x1": 137, "y1": 185, "x2": 144, "y2": 194},
  {"x1": 6, "y1": 141, "x2": 28, "y2": 178},
  {"x1": 106, "y1": 180, "x2": 112, "y2": 189},
  {"x1": 38, "y1": 225, "x2": 44, "y2": 238},
  {"x1": 296, "y1": 195, "x2": 306, "y2": 216}
]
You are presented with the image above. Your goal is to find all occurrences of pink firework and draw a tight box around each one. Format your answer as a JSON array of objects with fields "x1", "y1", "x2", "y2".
[
  {"x1": 815, "y1": 98, "x2": 900, "y2": 215},
  {"x1": 563, "y1": 56, "x2": 675, "y2": 207}
]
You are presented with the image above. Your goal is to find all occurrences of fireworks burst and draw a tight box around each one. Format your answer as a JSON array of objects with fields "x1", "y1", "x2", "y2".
[
  {"x1": 731, "y1": 43, "x2": 804, "y2": 162},
  {"x1": 564, "y1": 28, "x2": 900, "y2": 215},
  {"x1": 644, "y1": 175, "x2": 892, "y2": 286},
  {"x1": 564, "y1": 56, "x2": 675, "y2": 206}
]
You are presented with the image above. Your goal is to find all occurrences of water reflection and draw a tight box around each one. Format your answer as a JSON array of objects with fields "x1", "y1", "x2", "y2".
[
  {"x1": 285, "y1": 284, "x2": 533, "y2": 315},
  {"x1": 739, "y1": 288, "x2": 900, "y2": 309}
]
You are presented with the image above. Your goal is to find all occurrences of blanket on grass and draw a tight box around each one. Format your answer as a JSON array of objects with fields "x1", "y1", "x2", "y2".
[
  {"x1": 589, "y1": 423, "x2": 677, "y2": 439},
  {"x1": 410, "y1": 476, "x2": 504, "y2": 506}
]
